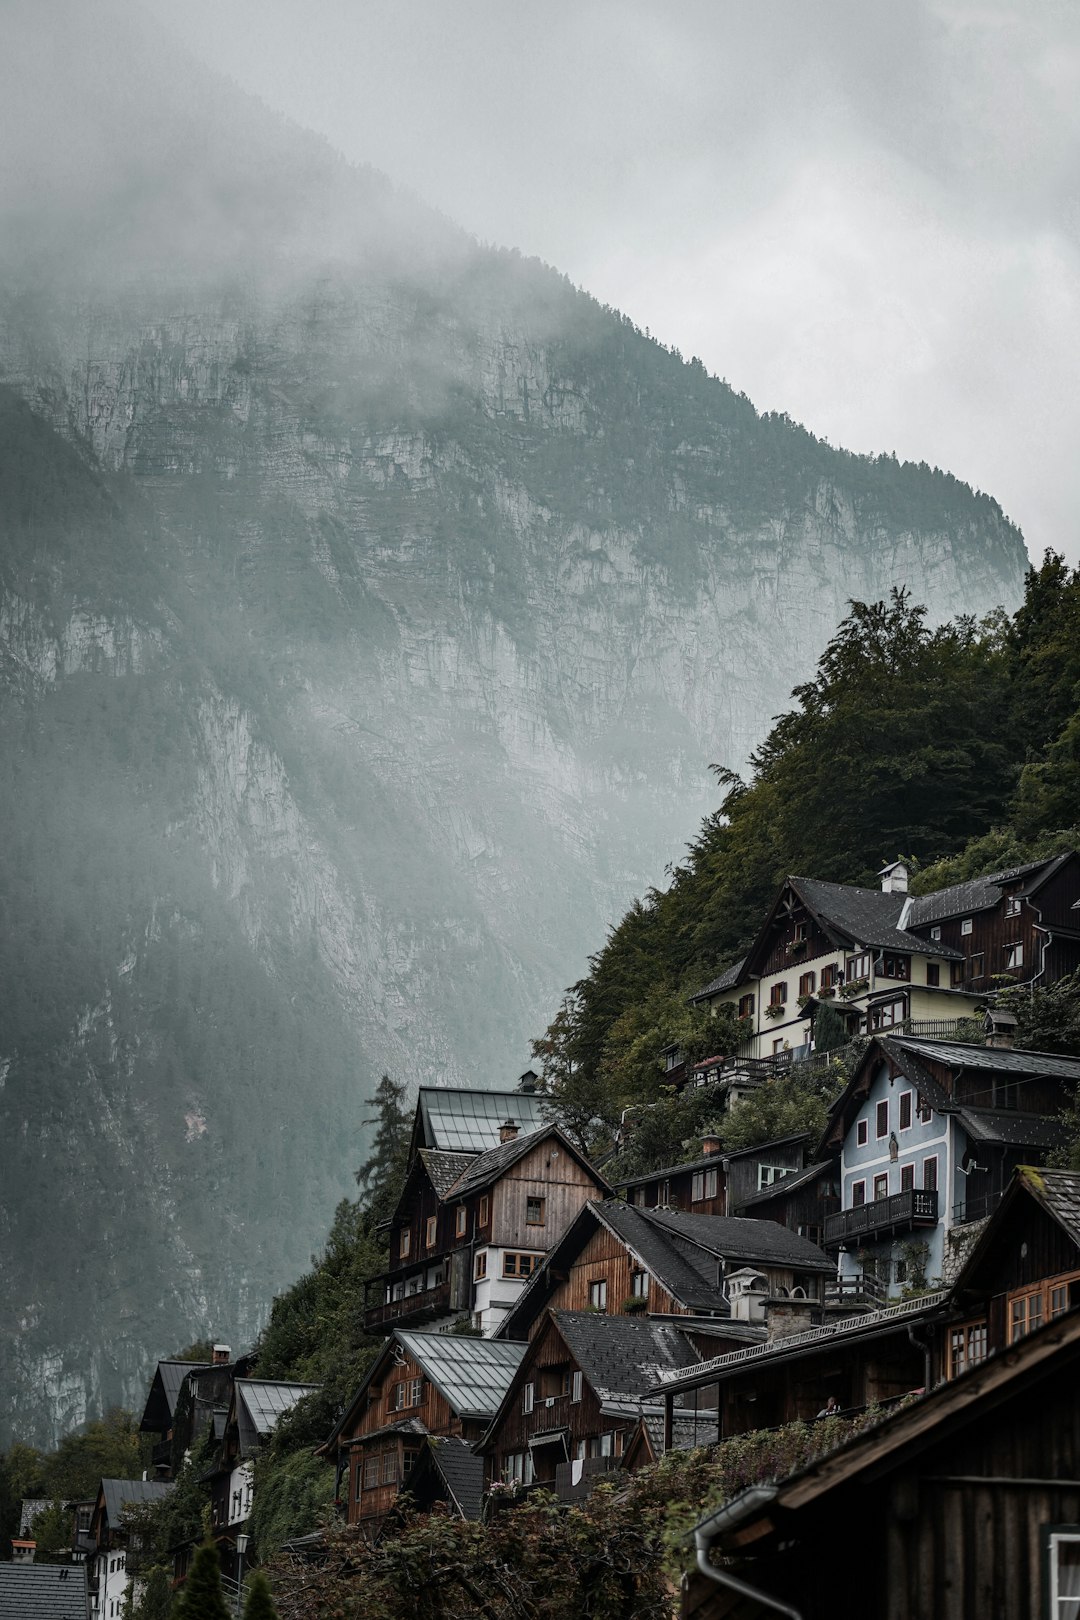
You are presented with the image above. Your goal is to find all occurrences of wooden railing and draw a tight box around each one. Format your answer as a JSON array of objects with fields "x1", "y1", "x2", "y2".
[
  {"x1": 363, "y1": 1279, "x2": 452, "y2": 1330},
  {"x1": 823, "y1": 1188, "x2": 938, "y2": 1246}
]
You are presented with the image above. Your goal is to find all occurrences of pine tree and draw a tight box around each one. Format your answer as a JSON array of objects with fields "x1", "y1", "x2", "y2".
[
  {"x1": 241, "y1": 1572, "x2": 279, "y2": 1620},
  {"x1": 811, "y1": 999, "x2": 848, "y2": 1055},
  {"x1": 355, "y1": 1074, "x2": 409, "y2": 1222},
  {"x1": 173, "y1": 1541, "x2": 231, "y2": 1620},
  {"x1": 134, "y1": 1567, "x2": 173, "y2": 1620}
]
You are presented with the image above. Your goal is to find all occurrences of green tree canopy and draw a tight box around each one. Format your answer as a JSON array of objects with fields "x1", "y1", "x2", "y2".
[
  {"x1": 242, "y1": 1572, "x2": 279, "y2": 1620},
  {"x1": 173, "y1": 1540, "x2": 231, "y2": 1620}
]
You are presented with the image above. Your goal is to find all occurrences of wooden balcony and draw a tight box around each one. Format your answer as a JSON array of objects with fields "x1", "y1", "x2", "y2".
[
  {"x1": 363, "y1": 1278, "x2": 453, "y2": 1332},
  {"x1": 823, "y1": 1188, "x2": 938, "y2": 1247}
]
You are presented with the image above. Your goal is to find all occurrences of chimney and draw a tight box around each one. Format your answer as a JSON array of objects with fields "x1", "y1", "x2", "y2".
[
  {"x1": 879, "y1": 860, "x2": 909, "y2": 894},
  {"x1": 984, "y1": 1009, "x2": 1017, "y2": 1050},
  {"x1": 11, "y1": 1539, "x2": 35, "y2": 1563},
  {"x1": 499, "y1": 1119, "x2": 520, "y2": 1144},
  {"x1": 702, "y1": 1134, "x2": 722, "y2": 1157},
  {"x1": 212, "y1": 1344, "x2": 231, "y2": 1364},
  {"x1": 516, "y1": 1069, "x2": 539, "y2": 1095}
]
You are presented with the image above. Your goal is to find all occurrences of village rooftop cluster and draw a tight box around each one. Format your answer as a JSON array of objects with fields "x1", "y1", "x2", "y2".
[{"x1": 7, "y1": 852, "x2": 1080, "y2": 1619}]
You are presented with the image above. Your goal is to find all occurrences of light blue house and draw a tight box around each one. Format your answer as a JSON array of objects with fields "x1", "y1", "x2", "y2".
[{"x1": 819, "y1": 1034, "x2": 1079, "y2": 1297}]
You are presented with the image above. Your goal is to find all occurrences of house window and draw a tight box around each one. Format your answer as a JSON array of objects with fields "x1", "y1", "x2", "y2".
[
  {"x1": 503, "y1": 1251, "x2": 540, "y2": 1278},
  {"x1": 948, "y1": 1321, "x2": 988, "y2": 1378},
  {"x1": 799, "y1": 971, "x2": 816, "y2": 996},
  {"x1": 478, "y1": 1196, "x2": 490, "y2": 1226},
  {"x1": 363, "y1": 1455, "x2": 379, "y2": 1489},
  {"x1": 526, "y1": 1197, "x2": 546, "y2": 1227},
  {"x1": 969, "y1": 953, "x2": 985, "y2": 980},
  {"x1": 871, "y1": 997, "x2": 907, "y2": 1030},
  {"x1": 873, "y1": 1173, "x2": 889, "y2": 1201},
  {"x1": 794, "y1": 921, "x2": 808, "y2": 943},
  {"x1": 851, "y1": 1180, "x2": 866, "y2": 1207},
  {"x1": 382, "y1": 1449, "x2": 398, "y2": 1484},
  {"x1": 846, "y1": 953, "x2": 870, "y2": 982},
  {"x1": 523, "y1": 1382, "x2": 535, "y2": 1414},
  {"x1": 770, "y1": 981, "x2": 787, "y2": 1007},
  {"x1": 961, "y1": 918, "x2": 973, "y2": 935},
  {"x1": 426, "y1": 1216, "x2": 437, "y2": 1249},
  {"x1": 504, "y1": 1451, "x2": 533, "y2": 1484},
  {"x1": 630, "y1": 1270, "x2": 649, "y2": 1299},
  {"x1": 876, "y1": 1100, "x2": 889, "y2": 1138},
  {"x1": 1008, "y1": 1273, "x2": 1080, "y2": 1341},
  {"x1": 899, "y1": 1092, "x2": 913, "y2": 1130},
  {"x1": 692, "y1": 1172, "x2": 705, "y2": 1202},
  {"x1": 1045, "y1": 1528, "x2": 1080, "y2": 1616},
  {"x1": 926, "y1": 963, "x2": 940, "y2": 987},
  {"x1": 923, "y1": 1156, "x2": 938, "y2": 1192},
  {"x1": 456, "y1": 1206, "x2": 467, "y2": 1238},
  {"x1": 857, "y1": 1119, "x2": 868, "y2": 1147},
  {"x1": 880, "y1": 954, "x2": 910, "y2": 981},
  {"x1": 772, "y1": 1039, "x2": 784, "y2": 1055},
  {"x1": 758, "y1": 1164, "x2": 790, "y2": 1190},
  {"x1": 900, "y1": 1163, "x2": 914, "y2": 1192},
  {"x1": 738, "y1": 993, "x2": 755, "y2": 1018},
  {"x1": 930, "y1": 926, "x2": 941, "y2": 941},
  {"x1": 820, "y1": 963, "x2": 837, "y2": 990},
  {"x1": 399, "y1": 1229, "x2": 411, "y2": 1258},
  {"x1": 704, "y1": 1167, "x2": 719, "y2": 1198},
  {"x1": 409, "y1": 1378, "x2": 425, "y2": 1407},
  {"x1": 391, "y1": 1381, "x2": 407, "y2": 1411},
  {"x1": 589, "y1": 1278, "x2": 608, "y2": 1310},
  {"x1": 951, "y1": 961, "x2": 965, "y2": 987},
  {"x1": 1010, "y1": 1291, "x2": 1043, "y2": 1342},
  {"x1": 1005, "y1": 894, "x2": 1022, "y2": 917},
  {"x1": 1005, "y1": 942, "x2": 1024, "y2": 970},
  {"x1": 474, "y1": 1250, "x2": 488, "y2": 1279}
]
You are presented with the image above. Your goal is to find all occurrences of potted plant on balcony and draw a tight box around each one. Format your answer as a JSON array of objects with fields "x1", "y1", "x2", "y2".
[
  {"x1": 840, "y1": 978, "x2": 868, "y2": 1000},
  {"x1": 818, "y1": 984, "x2": 836, "y2": 999},
  {"x1": 765, "y1": 1003, "x2": 786, "y2": 1019}
]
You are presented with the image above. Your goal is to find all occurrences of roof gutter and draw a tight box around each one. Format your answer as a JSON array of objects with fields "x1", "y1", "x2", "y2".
[{"x1": 692, "y1": 1486, "x2": 803, "y2": 1620}]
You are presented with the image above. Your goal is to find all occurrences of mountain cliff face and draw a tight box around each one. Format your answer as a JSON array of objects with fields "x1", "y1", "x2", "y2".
[{"x1": 0, "y1": 25, "x2": 1028, "y2": 1445}]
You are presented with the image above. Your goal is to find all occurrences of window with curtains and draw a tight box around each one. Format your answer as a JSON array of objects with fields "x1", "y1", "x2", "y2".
[{"x1": 1045, "y1": 1528, "x2": 1080, "y2": 1617}]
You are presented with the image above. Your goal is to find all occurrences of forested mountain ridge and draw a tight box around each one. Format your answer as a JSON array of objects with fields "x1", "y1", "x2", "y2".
[{"x1": 0, "y1": 10, "x2": 1028, "y2": 1445}]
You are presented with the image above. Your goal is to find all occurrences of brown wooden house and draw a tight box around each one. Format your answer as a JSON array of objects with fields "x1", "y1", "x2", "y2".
[
  {"x1": 322, "y1": 1330, "x2": 526, "y2": 1539},
  {"x1": 364, "y1": 1123, "x2": 610, "y2": 1335},
  {"x1": 614, "y1": 1135, "x2": 728, "y2": 1215},
  {"x1": 684, "y1": 1301, "x2": 1080, "y2": 1620},
  {"x1": 945, "y1": 1164, "x2": 1080, "y2": 1380},
  {"x1": 476, "y1": 1310, "x2": 716, "y2": 1494},
  {"x1": 735, "y1": 1160, "x2": 840, "y2": 1251},
  {"x1": 495, "y1": 1198, "x2": 834, "y2": 1343},
  {"x1": 207, "y1": 1379, "x2": 319, "y2": 1581}
]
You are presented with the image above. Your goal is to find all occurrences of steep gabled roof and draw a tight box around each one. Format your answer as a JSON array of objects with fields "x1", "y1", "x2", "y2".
[
  {"x1": 904, "y1": 853, "x2": 1075, "y2": 927},
  {"x1": 393, "y1": 1331, "x2": 527, "y2": 1419},
  {"x1": 690, "y1": 957, "x2": 747, "y2": 1003},
  {"x1": 442, "y1": 1125, "x2": 610, "y2": 1201},
  {"x1": 0, "y1": 1564, "x2": 88, "y2": 1620},
  {"x1": 408, "y1": 1435, "x2": 485, "y2": 1521},
  {"x1": 790, "y1": 877, "x2": 962, "y2": 958},
  {"x1": 100, "y1": 1477, "x2": 173, "y2": 1528},
  {"x1": 234, "y1": 1380, "x2": 320, "y2": 1455},
  {"x1": 418, "y1": 1149, "x2": 475, "y2": 1198},
  {"x1": 139, "y1": 1357, "x2": 210, "y2": 1432},
  {"x1": 553, "y1": 1311, "x2": 702, "y2": 1405},
  {"x1": 410, "y1": 1087, "x2": 550, "y2": 1157},
  {"x1": 953, "y1": 1165, "x2": 1080, "y2": 1297}
]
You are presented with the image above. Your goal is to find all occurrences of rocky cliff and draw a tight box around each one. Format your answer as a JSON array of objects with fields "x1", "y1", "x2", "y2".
[{"x1": 0, "y1": 24, "x2": 1028, "y2": 1444}]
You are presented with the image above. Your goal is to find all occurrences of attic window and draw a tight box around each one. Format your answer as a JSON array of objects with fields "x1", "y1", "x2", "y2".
[
  {"x1": 399, "y1": 1229, "x2": 411, "y2": 1259},
  {"x1": 961, "y1": 918, "x2": 973, "y2": 936},
  {"x1": 456, "y1": 1207, "x2": 467, "y2": 1238},
  {"x1": 478, "y1": 1195, "x2": 490, "y2": 1227},
  {"x1": 794, "y1": 922, "x2": 808, "y2": 943},
  {"x1": 930, "y1": 926, "x2": 941, "y2": 941},
  {"x1": 526, "y1": 1197, "x2": 546, "y2": 1227},
  {"x1": 1005, "y1": 895, "x2": 1022, "y2": 917}
]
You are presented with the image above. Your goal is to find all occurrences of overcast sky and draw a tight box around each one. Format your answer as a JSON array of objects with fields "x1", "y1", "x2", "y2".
[{"x1": 141, "y1": 2, "x2": 1079, "y2": 563}]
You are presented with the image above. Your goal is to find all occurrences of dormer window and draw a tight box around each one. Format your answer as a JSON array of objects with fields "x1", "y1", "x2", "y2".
[{"x1": 1005, "y1": 895, "x2": 1021, "y2": 917}]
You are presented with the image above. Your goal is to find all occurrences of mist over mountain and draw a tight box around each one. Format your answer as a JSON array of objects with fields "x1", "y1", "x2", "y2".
[{"x1": 0, "y1": 7, "x2": 1027, "y2": 1444}]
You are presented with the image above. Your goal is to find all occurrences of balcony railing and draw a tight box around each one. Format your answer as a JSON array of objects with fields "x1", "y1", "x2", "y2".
[
  {"x1": 823, "y1": 1188, "x2": 938, "y2": 1246},
  {"x1": 363, "y1": 1278, "x2": 452, "y2": 1331}
]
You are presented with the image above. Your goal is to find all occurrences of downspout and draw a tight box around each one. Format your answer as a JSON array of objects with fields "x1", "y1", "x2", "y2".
[
  {"x1": 907, "y1": 1321, "x2": 933, "y2": 1391},
  {"x1": 692, "y1": 1487, "x2": 804, "y2": 1620}
]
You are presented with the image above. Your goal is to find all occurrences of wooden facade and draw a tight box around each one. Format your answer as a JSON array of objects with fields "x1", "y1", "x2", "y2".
[
  {"x1": 736, "y1": 1162, "x2": 840, "y2": 1250},
  {"x1": 482, "y1": 1316, "x2": 622, "y2": 1487},
  {"x1": 366, "y1": 1127, "x2": 609, "y2": 1333},
  {"x1": 685, "y1": 1305, "x2": 1080, "y2": 1620},
  {"x1": 532, "y1": 1218, "x2": 683, "y2": 1328},
  {"x1": 618, "y1": 1149, "x2": 727, "y2": 1216},
  {"x1": 724, "y1": 1135, "x2": 811, "y2": 1213}
]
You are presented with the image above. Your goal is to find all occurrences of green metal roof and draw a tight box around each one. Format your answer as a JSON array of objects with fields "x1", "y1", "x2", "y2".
[{"x1": 395, "y1": 1331, "x2": 527, "y2": 1418}]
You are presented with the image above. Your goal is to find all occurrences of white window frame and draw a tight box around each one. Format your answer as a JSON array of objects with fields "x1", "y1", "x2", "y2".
[
  {"x1": 1046, "y1": 1527, "x2": 1080, "y2": 1616},
  {"x1": 630, "y1": 1270, "x2": 649, "y2": 1299},
  {"x1": 930, "y1": 925, "x2": 941, "y2": 941},
  {"x1": 704, "y1": 1166, "x2": 719, "y2": 1199},
  {"x1": 692, "y1": 1171, "x2": 705, "y2": 1201},
  {"x1": 961, "y1": 918, "x2": 973, "y2": 935},
  {"x1": 589, "y1": 1278, "x2": 608, "y2": 1310},
  {"x1": 1005, "y1": 895, "x2": 1022, "y2": 917},
  {"x1": 522, "y1": 1382, "x2": 534, "y2": 1415},
  {"x1": 1006, "y1": 941, "x2": 1024, "y2": 969},
  {"x1": 571, "y1": 1369, "x2": 583, "y2": 1402}
]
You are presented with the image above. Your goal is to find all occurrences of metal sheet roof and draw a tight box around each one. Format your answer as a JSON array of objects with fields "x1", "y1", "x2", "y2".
[
  {"x1": 235, "y1": 1380, "x2": 320, "y2": 1451},
  {"x1": 416, "y1": 1088, "x2": 549, "y2": 1154},
  {"x1": 886, "y1": 1035, "x2": 1080, "y2": 1079},
  {"x1": 101, "y1": 1478, "x2": 173, "y2": 1527},
  {"x1": 0, "y1": 1565, "x2": 88, "y2": 1620},
  {"x1": 395, "y1": 1331, "x2": 528, "y2": 1417}
]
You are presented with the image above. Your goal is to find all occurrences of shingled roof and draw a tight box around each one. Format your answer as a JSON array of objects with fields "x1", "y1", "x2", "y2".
[
  {"x1": 443, "y1": 1125, "x2": 610, "y2": 1201},
  {"x1": 0, "y1": 1565, "x2": 88, "y2": 1620},
  {"x1": 553, "y1": 1311, "x2": 702, "y2": 1408},
  {"x1": 416, "y1": 1435, "x2": 485, "y2": 1520},
  {"x1": 418, "y1": 1149, "x2": 475, "y2": 1198},
  {"x1": 691, "y1": 957, "x2": 747, "y2": 1003},
  {"x1": 642, "y1": 1207, "x2": 835, "y2": 1272},
  {"x1": 791, "y1": 878, "x2": 963, "y2": 958},
  {"x1": 904, "y1": 853, "x2": 1073, "y2": 926}
]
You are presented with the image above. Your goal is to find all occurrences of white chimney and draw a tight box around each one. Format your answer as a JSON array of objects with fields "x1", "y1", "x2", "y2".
[
  {"x1": 879, "y1": 860, "x2": 909, "y2": 894},
  {"x1": 726, "y1": 1268, "x2": 769, "y2": 1323}
]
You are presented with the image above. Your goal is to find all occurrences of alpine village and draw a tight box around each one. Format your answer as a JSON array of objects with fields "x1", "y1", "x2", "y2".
[{"x1": 7, "y1": 564, "x2": 1080, "y2": 1620}]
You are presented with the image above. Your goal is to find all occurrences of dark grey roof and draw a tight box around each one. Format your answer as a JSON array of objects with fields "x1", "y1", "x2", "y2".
[
  {"x1": 723, "y1": 1133, "x2": 812, "y2": 1161},
  {"x1": 443, "y1": 1127, "x2": 557, "y2": 1198},
  {"x1": 416, "y1": 1088, "x2": 550, "y2": 1154},
  {"x1": 792, "y1": 877, "x2": 963, "y2": 958},
  {"x1": 553, "y1": 1311, "x2": 701, "y2": 1404},
  {"x1": 642, "y1": 1208, "x2": 835, "y2": 1273},
  {"x1": 1030, "y1": 1168, "x2": 1080, "y2": 1245},
  {"x1": 358, "y1": 1417, "x2": 430, "y2": 1443},
  {"x1": 425, "y1": 1436, "x2": 485, "y2": 1520},
  {"x1": 738, "y1": 1161, "x2": 833, "y2": 1209},
  {"x1": 101, "y1": 1477, "x2": 173, "y2": 1526},
  {"x1": 0, "y1": 1564, "x2": 88, "y2": 1619},
  {"x1": 885, "y1": 1035, "x2": 1080, "y2": 1080},
  {"x1": 640, "y1": 1412, "x2": 718, "y2": 1456},
  {"x1": 905, "y1": 856, "x2": 1069, "y2": 926},
  {"x1": 139, "y1": 1357, "x2": 210, "y2": 1431},
  {"x1": 395, "y1": 1331, "x2": 527, "y2": 1418},
  {"x1": 418, "y1": 1149, "x2": 475, "y2": 1198},
  {"x1": 613, "y1": 1151, "x2": 727, "y2": 1190},
  {"x1": 594, "y1": 1202, "x2": 731, "y2": 1312},
  {"x1": 691, "y1": 957, "x2": 747, "y2": 1002},
  {"x1": 957, "y1": 1108, "x2": 1066, "y2": 1149}
]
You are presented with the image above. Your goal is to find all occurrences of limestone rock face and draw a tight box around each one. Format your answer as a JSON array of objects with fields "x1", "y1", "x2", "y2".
[{"x1": 0, "y1": 47, "x2": 1028, "y2": 1444}]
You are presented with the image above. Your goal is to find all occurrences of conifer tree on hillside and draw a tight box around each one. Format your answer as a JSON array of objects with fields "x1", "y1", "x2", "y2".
[
  {"x1": 242, "y1": 1571, "x2": 279, "y2": 1620},
  {"x1": 355, "y1": 1074, "x2": 409, "y2": 1223},
  {"x1": 133, "y1": 1566, "x2": 173, "y2": 1619},
  {"x1": 172, "y1": 1541, "x2": 231, "y2": 1620}
]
